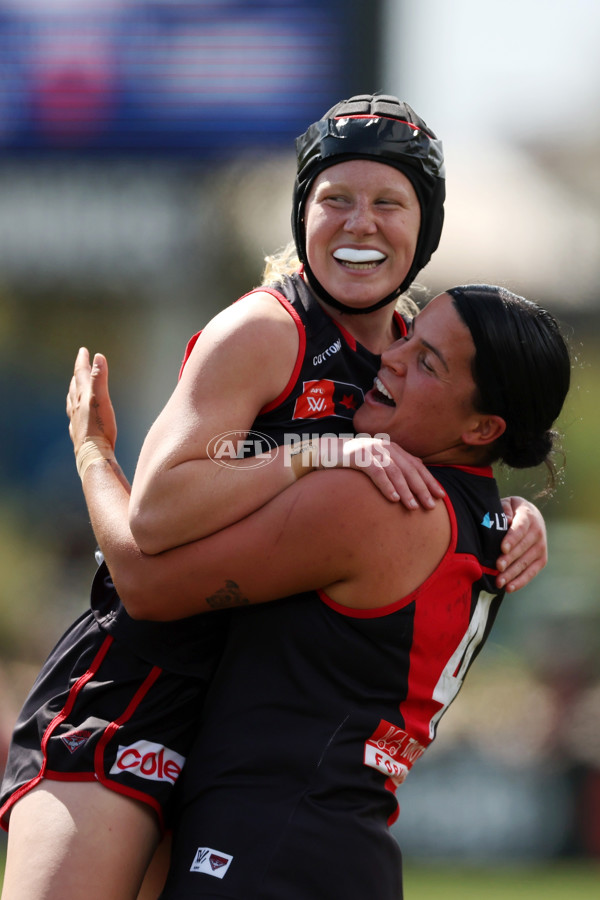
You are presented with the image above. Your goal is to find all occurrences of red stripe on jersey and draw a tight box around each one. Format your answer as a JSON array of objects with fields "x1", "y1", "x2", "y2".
[
  {"x1": 430, "y1": 463, "x2": 494, "y2": 478},
  {"x1": 254, "y1": 289, "x2": 306, "y2": 414},
  {"x1": 177, "y1": 287, "x2": 307, "y2": 415},
  {"x1": 317, "y1": 491, "x2": 460, "y2": 619},
  {"x1": 178, "y1": 331, "x2": 201, "y2": 379},
  {"x1": 316, "y1": 306, "x2": 408, "y2": 353},
  {"x1": 318, "y1": 492, "x2": 494, "y2": 753}
]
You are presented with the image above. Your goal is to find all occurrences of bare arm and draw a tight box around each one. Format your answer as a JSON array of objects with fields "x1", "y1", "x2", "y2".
[
  {"x1": 82, "y1": 449, "x2": 448, "y2": 623},
  {"x1": 127, "y1": 292, "x2": 444, "y2": 553},
  {"x1": 68, "y1": 348, "x2": 547, "y2": 596},
  {"x1": 127, "y1": 292, "x2": 305, "y2": 553},
  {"x1": 67, "y1": 351, "x2": 449, "y2": 619}
]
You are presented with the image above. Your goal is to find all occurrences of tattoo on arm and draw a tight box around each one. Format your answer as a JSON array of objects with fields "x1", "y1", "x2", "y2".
[
  {"x1": 90, "y1": 398, "x2": 105, "y2": 434},
  {"x1": 206, "y1": 579, "x2": 249, "y2": 610}
]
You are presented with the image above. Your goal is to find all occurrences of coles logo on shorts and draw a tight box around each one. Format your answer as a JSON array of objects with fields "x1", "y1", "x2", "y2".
[{"x1": 109, "y1": 740, "x2": 185, "y2": 784}]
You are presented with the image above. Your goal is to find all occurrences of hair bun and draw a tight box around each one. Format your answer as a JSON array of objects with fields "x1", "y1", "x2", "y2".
[{"x1": 502, "y1": 429, "x2": 556, "y2": 470}]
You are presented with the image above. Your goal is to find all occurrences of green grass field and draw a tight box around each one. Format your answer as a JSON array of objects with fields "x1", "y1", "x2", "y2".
[
  {"x1": 1, "y1": 841, "x2": 598, "y2": 898},
  {"x1": 403, "y1": 862, "x2": 600, "y2": 899},
  {"x1": 1, "y1": 854, "x2": 598, "y2": 897}
]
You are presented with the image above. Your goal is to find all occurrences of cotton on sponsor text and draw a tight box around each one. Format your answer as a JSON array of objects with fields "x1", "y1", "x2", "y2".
[
  {"x1": 109, "y1": 740, "x2": 185, "y2": 784},
  {"x1": 313, "y1": 338, "x2": 341, "y2": 366}
]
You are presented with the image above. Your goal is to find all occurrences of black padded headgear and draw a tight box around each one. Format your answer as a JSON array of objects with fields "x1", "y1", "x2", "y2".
[{"x1": 292, "y1": 94, "x2": 446, "y2": 314}]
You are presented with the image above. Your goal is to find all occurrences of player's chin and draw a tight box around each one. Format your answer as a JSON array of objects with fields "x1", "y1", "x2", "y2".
[{"x1": 353, "y1": 399, "x2": 387, "y2": 435}]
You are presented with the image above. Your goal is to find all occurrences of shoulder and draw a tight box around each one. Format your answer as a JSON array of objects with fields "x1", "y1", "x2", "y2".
[
  {"x1": 179, "y1": 289, "x2": 301, "y2": 396},
  {"x1": 305, "y1": 469, "x2": 453, "y2": 609},
  {"x1": 301, "y1": 469, "x2": 451, "y2": 569},
  {"x1": 204, "y1": 288, "x2": 300, "y2": 342}
]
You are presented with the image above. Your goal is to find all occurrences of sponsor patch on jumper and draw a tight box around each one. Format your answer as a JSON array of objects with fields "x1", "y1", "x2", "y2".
[
  {"x1": 190, "y1": 847, "x2": 233, "y2": 878},
  {"x1": 364, "y1": 721, "x2": 426, "y2": 785},
  {"x1": 109, "y1": 740, "x2": 185, "y2": 784},
  {"x1": 313, "y1": 338, "x2": 342, "y2": 366},
  {"x1": 481, "y1": 511, "x2": 508, "y2": 531},
  {"x1": 292, "y1": 379, "x2": 362, "y2": 420},
  {"x1": 61, "y1": 729, "x2": 92, "y2": 753}
]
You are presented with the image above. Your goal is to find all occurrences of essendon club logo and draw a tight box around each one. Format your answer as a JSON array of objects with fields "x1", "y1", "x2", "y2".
[
  {"x1": 61, "y1": 729, "x2": 92, "y2": 754},
  {"x1": 190, "y1": 847, "x2": 233, "y2": 878},
  {"x1": 293, "y1": 379, "x2": 363, "y2": 421}
]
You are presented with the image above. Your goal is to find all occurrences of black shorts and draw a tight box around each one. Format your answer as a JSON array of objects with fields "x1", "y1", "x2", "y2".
[
  {"x1": 159, "y1": 783, "x2": 404, "y2": 899},
  {"x1": 0, "y1": 608, "x2": 220, "y2": 834}
]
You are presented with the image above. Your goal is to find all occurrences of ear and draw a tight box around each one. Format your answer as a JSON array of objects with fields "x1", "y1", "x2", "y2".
[{"x1": 462, "y1": 414, "x2": 506, "y2": 448}]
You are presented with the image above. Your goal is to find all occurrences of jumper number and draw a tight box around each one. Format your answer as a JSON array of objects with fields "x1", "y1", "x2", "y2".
[{"x1": 429, "y1": 590, "x2": 496, "y2": 739}]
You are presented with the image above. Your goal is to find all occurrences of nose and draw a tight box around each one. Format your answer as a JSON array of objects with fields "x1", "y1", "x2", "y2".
[
  {"x1": 343, "y1": 198, "x2": 377, "y2": 235},
  {"x1": 381, "y1": 341, "x2": 408, "y2": 376}
]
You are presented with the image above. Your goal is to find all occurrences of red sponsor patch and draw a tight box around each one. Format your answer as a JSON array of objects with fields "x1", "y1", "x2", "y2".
[
  {"x1": 293, "y1": 379, "x2": 361, "y2": 420},
  {"x1": 364, "y1": 720, "x2": 426, "y2": 785}
]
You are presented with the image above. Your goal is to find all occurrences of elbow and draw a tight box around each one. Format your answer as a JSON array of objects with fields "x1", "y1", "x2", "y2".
[
  {"x1": 128, "y1": 504, "x2": 165, "y2": 557},
  {"x1": 114, "y1": 568, "x2": 162, "y2": 621}
]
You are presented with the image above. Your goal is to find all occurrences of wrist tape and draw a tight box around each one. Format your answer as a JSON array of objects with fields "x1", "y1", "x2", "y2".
[{"x1": 76, "y1": 437, "x2": 115, "y2": 481}]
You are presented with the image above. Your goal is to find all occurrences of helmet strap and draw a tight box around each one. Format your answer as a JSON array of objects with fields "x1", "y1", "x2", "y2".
[{"x1": 302, "y1": 259, "x2": 401, "y2": 316}]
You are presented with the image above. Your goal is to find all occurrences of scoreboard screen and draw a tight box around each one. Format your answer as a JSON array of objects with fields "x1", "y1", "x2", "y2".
[{"x1": 0, "y1": 0, "x2": 362, "y2": 157}]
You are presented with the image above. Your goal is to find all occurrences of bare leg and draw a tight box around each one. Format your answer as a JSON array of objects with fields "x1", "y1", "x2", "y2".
[
  {"x1": 1, "y1": 782, "x2": 161, "y2": 900},
  {"x1": 137, "y1": 832, "x2": 172, "y2": 900}
]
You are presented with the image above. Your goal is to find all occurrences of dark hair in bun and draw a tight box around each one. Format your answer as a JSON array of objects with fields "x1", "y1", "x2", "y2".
[{"x1": 447, "y1": 285, "x2": 571, "y2": 487}]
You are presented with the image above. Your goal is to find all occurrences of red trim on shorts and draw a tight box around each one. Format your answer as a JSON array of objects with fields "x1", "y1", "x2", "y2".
[
  {"x1": 40, "y1": 636, "x2": 116, "y2": 773},
  {"x1": 93, "y1": 664, "x2": 166, "y2": 831},
  {"x1": 0, "y1": 636, "x2": 115, "y2": 831}
]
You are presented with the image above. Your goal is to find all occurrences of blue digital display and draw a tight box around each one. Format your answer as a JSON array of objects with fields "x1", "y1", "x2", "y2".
[{"x1": 0, "y1": 0, "x2": 348, "y2": 156}]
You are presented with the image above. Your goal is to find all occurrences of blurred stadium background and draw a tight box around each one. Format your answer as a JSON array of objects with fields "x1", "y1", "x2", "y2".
[{"x1": 0, "y1": 0, "x2": 599, "y2": 892}]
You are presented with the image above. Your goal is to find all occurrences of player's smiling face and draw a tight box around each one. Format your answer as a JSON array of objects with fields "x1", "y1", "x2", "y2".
[
  {"x1": 353, "y1": 293, "x2": 487, "y2": 464},
  {"x1": 303, "y1": 159, "x2": 420, "y2": 310}
]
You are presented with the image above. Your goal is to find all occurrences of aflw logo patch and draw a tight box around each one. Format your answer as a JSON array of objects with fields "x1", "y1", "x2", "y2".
[
  {"x1": 293, "y1": 379, "x2": 362, "y2": 421},
  {"x1": 190, "y1": 847, "x2": 233, "y2": 878}
]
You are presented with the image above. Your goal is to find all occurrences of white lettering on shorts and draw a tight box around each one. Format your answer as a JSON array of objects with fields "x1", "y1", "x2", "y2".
[
  {"x1": 190, "y1": 847, "x2": 233, "y2": 878},
  {"x1": 109, "y1": 740, "x2": 185, "y2": 784}
]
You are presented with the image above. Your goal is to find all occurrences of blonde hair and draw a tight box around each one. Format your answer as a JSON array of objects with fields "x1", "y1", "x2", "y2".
[
  {"x1": 260, "y1": 241, "x2": 300, "y2": 286},
  {"x1": 259, "y1": 241, "x2": 421, "y2": 319}
]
